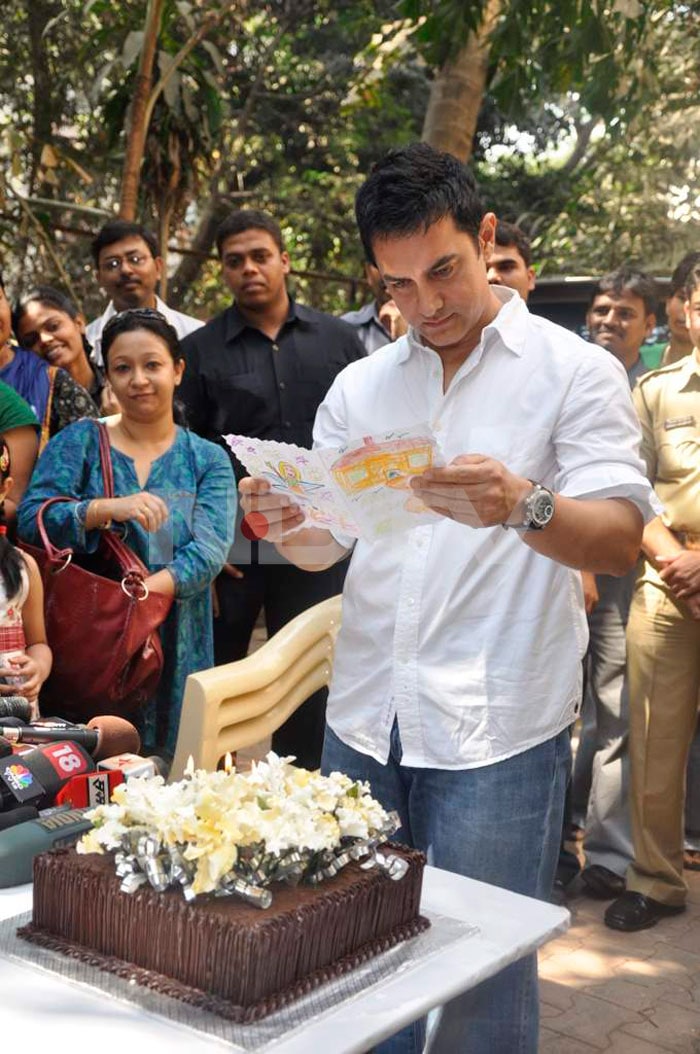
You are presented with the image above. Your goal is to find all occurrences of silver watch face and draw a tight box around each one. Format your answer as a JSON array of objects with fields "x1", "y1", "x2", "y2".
[{"x1": 529, "y1": 488, "x2": 555, "y2": 528}]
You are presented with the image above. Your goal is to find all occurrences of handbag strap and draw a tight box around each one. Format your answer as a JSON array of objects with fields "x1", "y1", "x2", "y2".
[
  {"x1": 96, "y1": 420, "x2": 115, "y2": 498},
  {"x1": 35, "y1": 496, "x2": 77, "y2": 564},
  {"x1": 33, "y1": 422, "x2": 114, "y2": 563},
  {"x1": 35, "y1": 423, "x2": 146, "y2": 580}
]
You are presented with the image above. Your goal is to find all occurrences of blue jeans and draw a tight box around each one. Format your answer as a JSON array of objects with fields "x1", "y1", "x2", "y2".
[{"x1": 321, "y1": 722, "x2": 570, "y2": 1054}]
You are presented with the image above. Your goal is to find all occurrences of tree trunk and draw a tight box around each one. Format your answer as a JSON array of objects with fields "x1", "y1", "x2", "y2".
[
  {"x1": 26, "y1": 0, "x2": 57, "y2": 194},
  {"x1": 167, "y1": 193, "x2": 230, "y2": 308},
  {"x1": 421, "y1": 0, "x2": 503, "y2": 162},
  {"x1": 118, "y1": 0, "x2": 165, "y2": 221},
  {"x1": 167, "y1": 21, "x2": 287, "y2": 307}
]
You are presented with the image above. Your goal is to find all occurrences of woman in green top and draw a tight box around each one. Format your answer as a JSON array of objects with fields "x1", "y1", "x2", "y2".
[{"x1": 0, "y1": 380, "x2": 39, "y2": 524}]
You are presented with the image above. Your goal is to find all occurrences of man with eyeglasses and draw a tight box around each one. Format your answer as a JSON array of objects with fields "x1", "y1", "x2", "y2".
[{"x1": 86, "y1": 220, "x2": 203, "y2": 365}]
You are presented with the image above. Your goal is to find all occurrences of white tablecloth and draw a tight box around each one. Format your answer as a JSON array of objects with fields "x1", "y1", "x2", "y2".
[{"x1": 0, "y1": 867, "x2": 569, "y2": 1053}]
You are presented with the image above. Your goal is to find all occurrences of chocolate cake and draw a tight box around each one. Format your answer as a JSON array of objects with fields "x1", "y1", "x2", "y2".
[{"x1": 19, "y1": 843, "x2": 428, "y2": 1021}]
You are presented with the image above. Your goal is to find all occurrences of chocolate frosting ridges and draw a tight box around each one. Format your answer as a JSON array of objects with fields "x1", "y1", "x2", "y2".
[
  {"x1": 17, "y1": 915, "x2": 430, "y2": 1023},
  {"x1": 20, "y1": 844, "x2": 428, "y2": 1020}
]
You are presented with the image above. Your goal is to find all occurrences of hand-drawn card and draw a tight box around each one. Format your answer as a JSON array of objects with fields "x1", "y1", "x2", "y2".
[
  {"x1": 319, "y1": 427, "x2": 444, "y2": 536},
  {"x1": 224, "y1": 425, "x2": 443, "y2": 540},
  {"x1": 223, "y1": 435, "x2": 361, "y2": 535}
]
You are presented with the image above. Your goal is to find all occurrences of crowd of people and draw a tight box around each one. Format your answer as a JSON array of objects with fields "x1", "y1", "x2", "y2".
[{"x1": 0, "y1": 142, "x2": 698, "y2": 1053}]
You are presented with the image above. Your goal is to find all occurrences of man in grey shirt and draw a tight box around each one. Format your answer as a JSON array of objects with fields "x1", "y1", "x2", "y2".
[{"x1": 341, "y1": 261, "x2": 406, "y2": 353}]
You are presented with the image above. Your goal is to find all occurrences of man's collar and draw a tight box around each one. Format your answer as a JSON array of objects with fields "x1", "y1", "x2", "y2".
[
  {"x1": 224, "y1": 296, "x2": 304, "y2": 341},
  {"x1": 400, "y1": 286, "x2": 527, "y2": 364},
  {"x1": 348, "y1": 301, "x2": 380, "y2": 326},
  {"x1": 103, "y1": 295, "x2": 167, "y2": 322}
]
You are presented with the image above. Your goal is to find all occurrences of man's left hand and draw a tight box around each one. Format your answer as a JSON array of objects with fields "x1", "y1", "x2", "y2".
[
  {"x1": 657, "y1": 551, "x2": 700, "y2": 598},
  {"x1": 410, "y1": 455, "x2": 531, "y2": 528}
]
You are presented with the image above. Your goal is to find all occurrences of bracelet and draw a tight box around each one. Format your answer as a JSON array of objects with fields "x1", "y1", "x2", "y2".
[{"x1": 74, "y1": 500, "x2": 90, "y2": 529}]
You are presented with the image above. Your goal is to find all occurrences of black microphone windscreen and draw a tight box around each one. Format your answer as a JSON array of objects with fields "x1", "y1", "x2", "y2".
[{"x1": 0, "y1": 697, "x2": 32, "y2": 722}]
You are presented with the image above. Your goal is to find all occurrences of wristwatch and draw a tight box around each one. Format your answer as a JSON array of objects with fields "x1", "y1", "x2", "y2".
[{"x1": 512, "y1": 481, "x2": 556, "y2": 532}]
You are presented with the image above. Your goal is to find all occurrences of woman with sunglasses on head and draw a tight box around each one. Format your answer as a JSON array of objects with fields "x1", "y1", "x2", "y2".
[
  {"x1": 0, "y1": 271, "x2": 97, "y2": 451},
  {"x1": 18, "y1": 309, "x2": 235, "y2": 758},
  {"x1": 12, "y1": 285, "x2": 116, "y2": 415}
]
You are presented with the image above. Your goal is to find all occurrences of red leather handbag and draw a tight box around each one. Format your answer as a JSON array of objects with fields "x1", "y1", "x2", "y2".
[{"x1": 20, "y1": 423, "x2": 173, "y2": 720}]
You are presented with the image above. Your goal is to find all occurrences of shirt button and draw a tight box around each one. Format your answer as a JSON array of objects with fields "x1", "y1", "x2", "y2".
[
  {"x1": 279, "y1": 381, "x2": 286, "y2": 390},
  {"x1": 272, "y1": 343, "x2": 279, "y2": 352},
  {"x1": 284, "y1": 421, "x2": 292, "y2": 428},
  {"x1": 407, "y1": 598, "x2": 415, "y2": 606}
]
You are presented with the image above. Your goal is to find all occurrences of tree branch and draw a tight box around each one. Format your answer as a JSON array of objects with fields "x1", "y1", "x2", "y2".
[
  {"x1": 10, "y1": 189, "x2": 82, "y2": 305},
  {"x1": 560, "y1": 117, "x2": 600, "y2": 177},
  {"x1": 142, "y1": 1, "x2": 240, "y2": 132},
  {"x1": 168, "y1": 20, "x2": 289, "y2": 306}
]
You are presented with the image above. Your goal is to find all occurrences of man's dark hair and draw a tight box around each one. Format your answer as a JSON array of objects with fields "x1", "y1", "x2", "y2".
[
  {"x1": 215, "y1": 209, "x2": 284, "y2": 256},
  {"x1": 684, "y1": 263, "x2": 700, "y2": 301},
  {"x1": 590, "y1": 266, "x2": 657, "y2": 316},
  {"x1": 91, "y1": 220, "x2": 159, "y2": 267},
  {"x1": 495, "y1": 221, "x2": 532, "y2": 268},
  {"x1": 355, "y1": 142, "x2": 485, "y2": 266},
  {"x1": 670, "y1": 251, "x2": 700, "y2": 297}
]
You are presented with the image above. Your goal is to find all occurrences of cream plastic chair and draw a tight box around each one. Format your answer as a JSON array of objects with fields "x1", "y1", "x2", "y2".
[{"x1": 170, "y1": 594, "x2": 342, "y2": 780}]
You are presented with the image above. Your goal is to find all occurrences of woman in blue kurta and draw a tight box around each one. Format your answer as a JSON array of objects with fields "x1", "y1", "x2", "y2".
[{"x1": 18, "y1": 309, "x2": 235, "y2": 757}]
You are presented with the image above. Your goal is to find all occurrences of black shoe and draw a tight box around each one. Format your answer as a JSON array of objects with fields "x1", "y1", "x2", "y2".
[
  {"x1": 580, "y1": 864, "x2": 626, "y2": 900},
  {"x1": 604, "y1": 891, "x2": 685, "y2": 932}
]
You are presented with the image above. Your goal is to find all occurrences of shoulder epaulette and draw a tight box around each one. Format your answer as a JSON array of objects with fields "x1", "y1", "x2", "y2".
[{"x1": 637, "y1": 360, "x2": 685, "y2": 387}]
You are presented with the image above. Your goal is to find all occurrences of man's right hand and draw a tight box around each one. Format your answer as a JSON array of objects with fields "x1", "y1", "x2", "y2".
[
  {"x1": 378, "y1": 299, "x2": 407, "y2": 341},
  {"x1": 581, "y1": 570, "x2": 599, "y2": 615},
  {"x1": 238, "y1": 478, "x2": 305, "y2": 542}
]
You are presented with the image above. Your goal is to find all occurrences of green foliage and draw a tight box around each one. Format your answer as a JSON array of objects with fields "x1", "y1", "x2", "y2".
[{"x1": 0, "y1": 0, "x2": 697, "y2": 324}]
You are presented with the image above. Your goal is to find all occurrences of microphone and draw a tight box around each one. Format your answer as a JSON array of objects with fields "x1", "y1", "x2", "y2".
[
  {"x1": 0, "y1": 715, "x2": 140, "y2": 761},
  {"x1": 0, "y1": 737, "x2": 12, "y2": 759},
  {"x1": 0, "y1": 807, "x2": 92, "y2": 887},
  {"x1": 55, "y1": 768, "x2": 125, "y2": 809},
  {"x1": 55, "y1": 754, "x2": 168, "y2": 808},
  {"x1": 0, "y1": 697, "x2": 32, "y2": 722},
  {"x1": 97, "y1": 753, "x2": 166, "y2": 779},
  {"x1": 0, "y1": 740, "x2": 94, "y2": 811},
  {"x1": 0, "y1": 804, "x2": 39, "y2": 831}
]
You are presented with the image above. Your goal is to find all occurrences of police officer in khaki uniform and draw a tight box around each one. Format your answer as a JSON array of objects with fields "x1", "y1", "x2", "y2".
[{"x1": 606, "y1": 263, "x2": 700, "y2": 931}]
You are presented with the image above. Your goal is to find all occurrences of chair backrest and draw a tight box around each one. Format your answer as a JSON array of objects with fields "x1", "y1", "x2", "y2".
[{"x1": 169, "y1": 594, "x2": 342, "y2": 779}]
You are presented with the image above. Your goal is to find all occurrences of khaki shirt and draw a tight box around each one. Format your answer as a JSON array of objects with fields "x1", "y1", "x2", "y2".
[{"x1": 633, "y1": 349, "x2": 700, "y2": 534}]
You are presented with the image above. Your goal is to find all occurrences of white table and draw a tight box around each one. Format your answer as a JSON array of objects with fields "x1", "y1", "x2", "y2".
[{"x1": 0, "y1": 867, "x2": 569, "y2": 1053}]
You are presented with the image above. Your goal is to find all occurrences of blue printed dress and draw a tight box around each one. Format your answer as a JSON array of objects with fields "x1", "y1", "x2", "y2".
[{"x1": 18, "y1": 419, "x2": 236, "y2": 756}]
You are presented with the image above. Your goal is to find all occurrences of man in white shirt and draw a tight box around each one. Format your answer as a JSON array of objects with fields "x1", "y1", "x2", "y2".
[
  {"x1": 240, "y1": 144, "x2": 658, "y2": 1053},
  {"x1": 86, "y1": 220, "x2": 203, "y2": 365}
]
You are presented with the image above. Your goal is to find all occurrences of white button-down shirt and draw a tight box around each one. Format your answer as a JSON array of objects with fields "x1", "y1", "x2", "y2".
[
  {"x1": 86, "y1": 296, "x2": 204, "y2": 365},
  {"x1": 313, "y1": 289, "x2": 659, "y2": 769}
]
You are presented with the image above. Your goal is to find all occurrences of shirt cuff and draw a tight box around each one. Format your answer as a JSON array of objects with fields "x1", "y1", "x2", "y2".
[{"x1": 557, "y1": 475, "x2": 663, "y2": 524}]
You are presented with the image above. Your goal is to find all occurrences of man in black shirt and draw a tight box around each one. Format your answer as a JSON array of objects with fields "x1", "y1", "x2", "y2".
[{"x1": 180, "y1": 209, "x2": 365, "y2": 767}]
